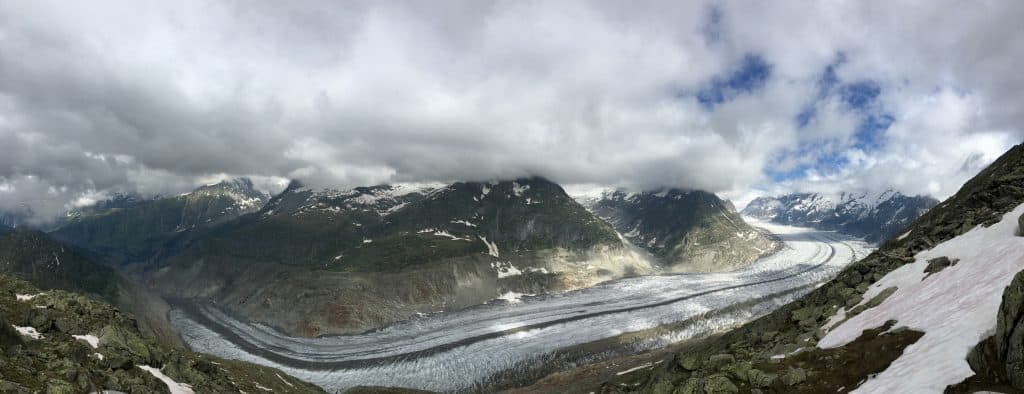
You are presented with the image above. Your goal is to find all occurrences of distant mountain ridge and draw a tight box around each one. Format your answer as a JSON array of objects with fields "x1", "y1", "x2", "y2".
[
  {"x1": 50, "y1": 178, "x2": 270, "y2": 264},
  {"x1": 578, "y1": 188, "x2": 778, "y2": 272},
  {"x1": 742, "y1": 190, "x2": 938, "y2": 243}
]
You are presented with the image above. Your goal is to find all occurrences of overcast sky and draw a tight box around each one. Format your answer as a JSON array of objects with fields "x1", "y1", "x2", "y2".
[{"x1": 1, "y1": 1, "x2": 1023, "y2": 220}]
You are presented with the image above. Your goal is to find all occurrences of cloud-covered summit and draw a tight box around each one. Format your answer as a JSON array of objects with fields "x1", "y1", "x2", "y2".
[{"x1": 1, "y1": 1, "x2": 1021, "y2": 221}]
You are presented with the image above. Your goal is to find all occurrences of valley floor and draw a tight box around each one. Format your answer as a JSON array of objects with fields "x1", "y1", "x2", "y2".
[{"x1": 167, "y1": 219, "x2": 872, "y2": 392}]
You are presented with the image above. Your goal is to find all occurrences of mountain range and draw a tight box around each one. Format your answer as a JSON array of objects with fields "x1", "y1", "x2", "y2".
[
  {"x1": 0, "y1": 165, "x2": 952, "y2": 392},
  {"x1": 149, "y1": 177, "x2": 660, "y2": 336},
  {"x1": 742, "y1": 190, "x2": 938, "y2": 243}
]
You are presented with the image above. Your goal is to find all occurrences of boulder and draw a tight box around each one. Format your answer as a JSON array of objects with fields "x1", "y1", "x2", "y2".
[
  {"x1": 701, "y1": 375, "x2": 738, "y2": 394},
  {"x1": 846, "y1": 271, "x2": 863, "y2": 286},
  {"x1": 98, "y1": 324, "x2": 160, "y2": 365},
  {"x1": 1018, "y1": 212, "x2": 1023, "y2": 236},
  {"x1": 780, "y1": 367, "x2": 806, "y2": 386},
  {"x1": 0, "y1": 322, "x2": 24, "y2": 351},
  {"x1": 747, "y1": 369, "x2": 776, "y2": 388},
  {"x1": 44, "y1": 379, "x2": 76, "y2": 394},
  {"x1": 720, "y1": 362, "x2": 753, "y2": 381},
  {"x1": 649, "y1": 377, "x2": 675, "y2": 394},
  {"x1": 676, "y1": 377, "x2": 703, "y2": 394},
  {"x1": 678, "y1": 354, "x2": 702, "y2": 371},
  {"x1": 0, "y1": 379, "x2": 29, "y2": 394},
  {"x1": 707, "y1": 354, "x2": 735, "y2": 369},
  {"x1": 923, "y1": 256, "x2": 959, "y2": 276},
  {"x1": 997, "y1": 270, "x2": 1024, "y2": 388}
]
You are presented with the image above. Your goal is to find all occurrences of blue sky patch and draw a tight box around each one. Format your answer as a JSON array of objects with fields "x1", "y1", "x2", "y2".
[
  {"x1": 774, "y1": 55, "x2": 894, "y2": 182},
  {"x1": 840, "y1": 81, "x2": 881, "y2": 111},
  {"x1": 696, "y1": 54, "x2": 772, "y2": 108}
]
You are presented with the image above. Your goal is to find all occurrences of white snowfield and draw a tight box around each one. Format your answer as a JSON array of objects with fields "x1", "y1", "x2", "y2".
[
  {"x1": 170, "y1": 219, "x2": 871, "y2": 392},
  {"x1": 819, "y1": 203, "x2": 1024, "y2": 393}
]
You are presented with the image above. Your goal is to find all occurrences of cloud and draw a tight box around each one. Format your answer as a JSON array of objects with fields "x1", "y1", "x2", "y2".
[{"x1": 0, "y1": 0, "x2": 1022, "y2": 222}]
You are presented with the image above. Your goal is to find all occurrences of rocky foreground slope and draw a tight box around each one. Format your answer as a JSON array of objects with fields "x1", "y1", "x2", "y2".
[
  {"x1": 742, "y1": 190, "x2": 937, "y2": 243},
  {"x1": 152, "y1": 178, "x2": 655, "y2": 336},
  {"x1": 592, "y1": 143, "x2": 1024, "y2": 393},
  {"x1": 580, "y1": 189, "x2": 778, "y2": 272},
  {"x1": 0, "y1": 274, "x2": 324, "y2": 393}
]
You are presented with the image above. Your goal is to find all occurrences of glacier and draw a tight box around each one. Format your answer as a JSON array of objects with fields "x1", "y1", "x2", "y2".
[{"x1": 168, "y1": 219, "x2": 872, "y2": 392}]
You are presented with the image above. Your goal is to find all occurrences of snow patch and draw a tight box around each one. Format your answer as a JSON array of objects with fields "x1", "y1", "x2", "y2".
[
  {"x1": 73, "y1": 334, "x2": 99, "y2": 349},
  {"x1": 275, "y1": 373, "x2": 294, "y2": 387},
  {"x1": 818, "y1": 203, "x2": 1024, "y2": 393},
  {"x1": 13, "y1": 325, "x2": 42, "y2": 339},
  {"x1": 450, "y1": 219, "x2": 477, "y2": 227},
  {"x1": 15, "y1": 293, "x2": 43, "y2": 301},
  {"x1": 362, "y1": 239, "x2": 373, "y2": 244},
  {"x1": 616, "y1": 362, "x2": 654, "y2": 375},
  {"x1": 494, "y1": 291, "x2": 532, "y2": 304},
  {"x1": 491, "y1": 261, "x2": 522, "y2": 278},
  {"x1": 512, "y1": 182, "x2": 530, "y2": 197},
  {"x1": 138, "y1": 365, "x2": 195, "y2": 394},
  {"x1": 431, "y1": 230, "x2": 471, "y2": 241},
  {"x1": 479, "y1": 236, "x2": 499, "y2": 257}
]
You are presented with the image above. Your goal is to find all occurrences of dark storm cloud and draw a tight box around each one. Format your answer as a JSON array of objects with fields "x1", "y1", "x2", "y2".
[{"x1": 0, "y1": 0, "x2": 1022, "y2": 220}]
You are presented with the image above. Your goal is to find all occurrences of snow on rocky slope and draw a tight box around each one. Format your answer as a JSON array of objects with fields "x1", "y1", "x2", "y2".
[{"x1": 819, "y1": 203, "x2": 1024, "y2": 392}]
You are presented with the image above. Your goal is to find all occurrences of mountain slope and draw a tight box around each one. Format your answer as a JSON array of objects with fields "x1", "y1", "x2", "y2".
[
  {"x1": 0, "y1": 274, "x2": 324, "y2": 393},
  {"x1": 580, "y1": 189, "x2": 778, "y2": 272},
  {"x1": 742, "y1": 190, "x2": 937, "y2": 243},
  {"x1": 153, "y1": 177, "x2": 653, "y2": 336},
  {"x1": 594, "y1": 143, "x2": 1024, "y2": 393},
  {"x1": 0, "y1": 229, "x2": 121, "y2": 302},
  {"x1": 51, "y1": 178, "x2": 269, "y2": 264}
]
